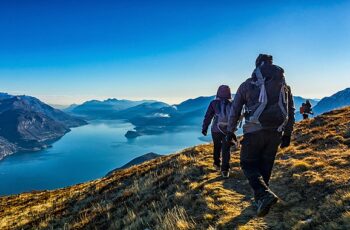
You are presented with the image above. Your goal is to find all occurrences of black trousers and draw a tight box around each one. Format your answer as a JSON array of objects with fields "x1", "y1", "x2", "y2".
[
  {"x1": 302, "y1": 113, "x2": 309, "y2": 119},
  {"x1": 212, "y1": 132, "x2": 231, "y2": 171},
  {"x1": 240, "y1": 130, "x2": 282, "y2": 200}
]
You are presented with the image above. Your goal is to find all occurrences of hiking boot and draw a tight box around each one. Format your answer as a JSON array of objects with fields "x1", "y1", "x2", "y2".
[
  {"x1": 256, "y1": 192, "x2": 278, "y2": 217},
  {"x1": 221, "y1": 171, "x2": 230, "y2": 178},
  {"x1": 213, "y1": 164, "x2": 220, "y2": 171}
]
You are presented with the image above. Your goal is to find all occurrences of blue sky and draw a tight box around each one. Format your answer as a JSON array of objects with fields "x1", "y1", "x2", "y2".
[{"x1": 0, "y1": 0, "x2": 349, "y2": 105}]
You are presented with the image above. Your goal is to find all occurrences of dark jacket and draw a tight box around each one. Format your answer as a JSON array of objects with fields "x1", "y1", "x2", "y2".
[
  {"x1": 304, "y1": 101, "x2": 312, "y2": 114},
  {"x1": 202, "y1": 99, "x2": 232, "y2": 133},
  {"x1": 227, "y1": 63, "x2": 295, "y2": 136}
]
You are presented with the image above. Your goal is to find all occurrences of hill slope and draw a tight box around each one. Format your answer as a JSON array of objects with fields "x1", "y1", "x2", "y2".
[{"x1": 1, "y1": 107, "x2": 350, "y2": 229}]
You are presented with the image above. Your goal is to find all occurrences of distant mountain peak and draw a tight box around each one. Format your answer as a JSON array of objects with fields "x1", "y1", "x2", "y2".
[
  {"x1": 313, "y1": 87, "x2": 350, "y2": 114},
  {"x1": 0, "y1": 93, "x2": 87, "y2": 160}
]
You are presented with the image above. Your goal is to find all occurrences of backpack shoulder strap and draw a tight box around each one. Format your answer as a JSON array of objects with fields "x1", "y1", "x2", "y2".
[
  {"x1": 277, "y1": 82, "x2": 289, "y2": 132},
  {"x1": 248, "y1": 66, "x2": 268, "y2": 123},
  {"x1": 215, "y1": 100, "x2": 221, "y2": 115},
  {"x1": 220, "y1": 100, "x2": 228, "y2": 117}
]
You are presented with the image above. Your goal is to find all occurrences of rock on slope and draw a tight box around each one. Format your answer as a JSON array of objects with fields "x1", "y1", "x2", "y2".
[{"x1": 0, "y1": 107, "x2": 349, "y2": 229}]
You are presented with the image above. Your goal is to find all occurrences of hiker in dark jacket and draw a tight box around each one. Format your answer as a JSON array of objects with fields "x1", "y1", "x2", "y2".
[
  {"x1": 226, "y1": 54, "x2": 295, "y2": 217},
  {"x1": 202, "y1": 85, "x2": 233, "y2": 178},
  {"x1": 301, "y1": 100, "x2": 313, "y2": 119}
]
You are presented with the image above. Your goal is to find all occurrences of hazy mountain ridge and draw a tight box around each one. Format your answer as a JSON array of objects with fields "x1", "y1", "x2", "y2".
[
  {"x1": 65, "y1": 88, "x2": 349, "y2": 137},
  {"x1": 0, "y1": 93, "x2": 13, "y2": 100},
  {"x1": 1, "y1": 106, "x2": 349, "y2": 229},
  {"x1": 113, "y1": 101, "x2": 171, "y2": 120},
  {"x1": 0, "y1": 94, "x2": 87, "y2": 160},
  {"x1": 68, "y1": 96, "x2": 216, "y2": 121},
  {"x1": 313, "y1": 88, "x2": 350, "y2": 114},
  {"x1": 70, "y1": 98, "x2": 158, "y2": 119},
  {"x1": 67, "y1": 94, "x2": 319, "y2": 136},
  {"x1": 67, "y1": 96, "x2": 217, "y2": 136}
]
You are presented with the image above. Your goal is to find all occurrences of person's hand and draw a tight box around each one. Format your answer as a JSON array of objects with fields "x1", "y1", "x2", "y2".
[
  {"x1": 225, "y1": 132, "x2": 237, "y2": 146},
  {"x1": 202, "y1": 129, "x2": 207, "y2": 136},
  {"x1": 280, "y1": 135, "x2": 291, "y2": 148}
]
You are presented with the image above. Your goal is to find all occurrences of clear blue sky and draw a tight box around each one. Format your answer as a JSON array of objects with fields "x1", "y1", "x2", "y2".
[{"x1": 0, "y1": 0, "x2": 349, "y2": 105}]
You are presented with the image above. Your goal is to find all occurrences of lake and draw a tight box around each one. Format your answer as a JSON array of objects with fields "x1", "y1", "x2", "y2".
[{"x1": 0, "y1": 120, "x2": 210, "y2": 196}]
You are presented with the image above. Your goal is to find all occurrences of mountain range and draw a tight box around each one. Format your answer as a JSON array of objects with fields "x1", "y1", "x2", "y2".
[
  {"x1": 68, "y1": 95, "x2": 217, "y2": 136},
  {"x1": 69, "y1": 98, "x2": 158, "y2": 119},
  {"x1": 68, "y1": 94, "x2": 322, "y2": 123},
  {"x1": 66, "y1": 89, "x2": 346, "y2": 138},
  {"x1": 0, "y1": 87, "x2": 348, "y2": 159},
  {"x1": 0, "y1": 94, "x2": 87, "y2": 160},
  {"x1": 313, "y1": 88, "x2": 350, "y2": 114}
]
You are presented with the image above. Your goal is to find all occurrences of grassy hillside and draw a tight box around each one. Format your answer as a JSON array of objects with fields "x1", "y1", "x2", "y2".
[{"x1": 1, "y1": 107, "x2": 350, "y2": 230}]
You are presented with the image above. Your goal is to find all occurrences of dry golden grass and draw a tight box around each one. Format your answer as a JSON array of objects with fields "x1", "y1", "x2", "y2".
[{"x1": 0, "y1": 107, "x2": 350, "y2": 230}]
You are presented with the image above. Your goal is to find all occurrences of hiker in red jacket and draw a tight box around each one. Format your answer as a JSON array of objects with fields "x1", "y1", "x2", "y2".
[
  {"x1": 300, "y1": 100, "x2": 313, "y2": 119},
  {"x1": 226, "y1": 54, "x2": 295, "y2": 216},
  {"x1": 202, "y1": 85, "x2": 235, "y2": 178}
]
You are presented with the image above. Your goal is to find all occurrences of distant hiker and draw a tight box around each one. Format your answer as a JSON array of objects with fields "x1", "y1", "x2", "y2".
[
  {"x1": 300, "y1": 103, "x2": 305, "y2": 117},
  {"x1": 202, "y1": 85, "x2": 234, "y2": 178},
  {"x1": 300, "y1": 100, "x2": 313, "y2": 119},
  {"x1": 226, "y1": 54, "x2": 295, "y2": 216}
]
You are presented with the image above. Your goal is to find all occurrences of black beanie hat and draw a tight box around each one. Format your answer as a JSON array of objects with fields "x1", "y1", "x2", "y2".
[{"x1": 255, "y1": 54, "x2": 273, "y2": 67}]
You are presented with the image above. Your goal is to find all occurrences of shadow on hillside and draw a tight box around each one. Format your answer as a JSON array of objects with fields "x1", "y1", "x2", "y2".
[
  {"x1": 192, "y1": 173, "x2": 256, "y2": 229},
  {"x1": 196, "y1": 165, "x2": 258, "y2": 228},
  {"x1": 220, "y1": 176, "x2": 257, "y2": 228},
  {"x1": 220, "y1": 206, "x2": 257, "y2": 229}
]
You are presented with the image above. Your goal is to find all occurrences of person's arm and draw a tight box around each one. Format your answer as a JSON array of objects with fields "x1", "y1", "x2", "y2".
[
  {"x1": 280, "y1": 85, "x2": 295, "y2": 148},
  {"x1": 310, "y1": 103, "x2": 314, "y2": 114},
  {"x1": 227, "y1": 83, "x2": 246, "y2": 133},
  {"x1": 284, "y1": 86, "x2": 295, "y2": 136},
  {"x1": 202, "y1": 101, "x2": 215, "y2": 135}
]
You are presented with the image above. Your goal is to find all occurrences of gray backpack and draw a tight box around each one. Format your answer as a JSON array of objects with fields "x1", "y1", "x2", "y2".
[
  {"x1": 215, "y1": 100, "x2": 232, "y2": 134},
  {"x1": 243, "y1": 65, "x2": 289, "y2": 134}
]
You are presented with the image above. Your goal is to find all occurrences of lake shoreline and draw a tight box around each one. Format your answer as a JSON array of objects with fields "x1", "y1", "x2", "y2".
[{"x1": 0, "y1": 120, "x2": 207, "y2": 196}]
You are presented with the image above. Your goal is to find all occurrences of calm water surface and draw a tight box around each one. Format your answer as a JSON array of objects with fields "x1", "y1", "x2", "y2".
[{"x1": 0, "y1": 120, "x2": 209, "y2": 196}]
